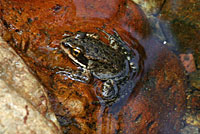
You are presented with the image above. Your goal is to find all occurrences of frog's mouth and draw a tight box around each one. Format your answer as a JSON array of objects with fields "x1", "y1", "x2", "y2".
[{"x1": 61, "y1": 42, "x2": 89, "y2": 68}]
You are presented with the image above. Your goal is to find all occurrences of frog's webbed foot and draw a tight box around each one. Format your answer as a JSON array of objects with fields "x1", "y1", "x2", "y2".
[{"x1": 53, "y1": 67, "x2": 91, "y2": 83}]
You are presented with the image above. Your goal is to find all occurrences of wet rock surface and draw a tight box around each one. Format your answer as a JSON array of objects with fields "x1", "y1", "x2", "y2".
[{"x1": 0, "y1": 0, "x2": 187, "y2": 133}]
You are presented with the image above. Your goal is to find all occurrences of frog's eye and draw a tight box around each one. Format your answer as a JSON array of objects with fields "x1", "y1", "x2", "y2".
[{"x1": 72, "y1": 48, "x2": 81, "y2": 57}]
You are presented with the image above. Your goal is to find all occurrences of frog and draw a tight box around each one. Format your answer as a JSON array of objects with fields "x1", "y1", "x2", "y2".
[{"x1": 55, "y1": 29, "x2": 138, "y2": 106}]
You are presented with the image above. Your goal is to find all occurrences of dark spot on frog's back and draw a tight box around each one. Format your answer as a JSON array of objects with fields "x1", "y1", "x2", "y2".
[
  {"x1": 94, "y1": 47, "x2": 98, "y2": 53},
  {"x1": 103, "y1": 65, "x2": 108, "y2": 69},
  {"x1": 85, "y1": 48, "x2": 90, "y2": 53}
]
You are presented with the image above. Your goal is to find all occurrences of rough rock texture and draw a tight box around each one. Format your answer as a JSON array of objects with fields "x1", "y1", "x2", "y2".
[{"x1": 0, "y1": 38, "x2": 62, "y2": 134}]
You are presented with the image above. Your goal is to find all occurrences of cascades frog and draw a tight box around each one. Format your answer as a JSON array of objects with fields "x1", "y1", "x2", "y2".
[{"x1": 56, "y1": 29, "x2": 138, "y2": 106}]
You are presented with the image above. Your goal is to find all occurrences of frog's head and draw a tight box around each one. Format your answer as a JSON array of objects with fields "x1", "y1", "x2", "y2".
[
  {"x1": 60, "y1": 33, "x2": 89, "y2": 68},
  {"x1": 60, "y1": 31, "x2": 112, "y2": 68}
]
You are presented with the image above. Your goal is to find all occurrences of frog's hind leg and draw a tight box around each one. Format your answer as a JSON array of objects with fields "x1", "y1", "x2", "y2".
[
  {"x1": 100, "y1": 79, "x2": 119, "y2": 104},
  {"x1": 96, "y1": 28, "x2": 119, "y2": 49},
  {"x1": 97, "y1": 28, "x2": 132, "y2": 55}
]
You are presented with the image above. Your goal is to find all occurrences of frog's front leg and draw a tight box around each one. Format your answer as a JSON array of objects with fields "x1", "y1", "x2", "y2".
[{"x1": 54, "y1": 67, "x2": 91, "y2": 83}]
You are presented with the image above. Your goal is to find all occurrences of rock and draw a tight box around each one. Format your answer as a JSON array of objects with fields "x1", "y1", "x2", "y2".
[
  {"x1": 0, "y1": 38, "x2": 62, "y2": 134},
  {"x1": 131, "y1": 0, "x2": 166, "y2": 16}
]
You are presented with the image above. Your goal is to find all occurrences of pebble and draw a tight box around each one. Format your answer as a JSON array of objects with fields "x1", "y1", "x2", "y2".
[{"x1": 180, "y1": 54, "x2": 196, "y2": 73}]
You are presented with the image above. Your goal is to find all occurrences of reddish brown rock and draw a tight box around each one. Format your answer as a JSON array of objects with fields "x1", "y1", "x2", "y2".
[{"x1": 0, "y1": 0, "x2": 186, "y2": 134}]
